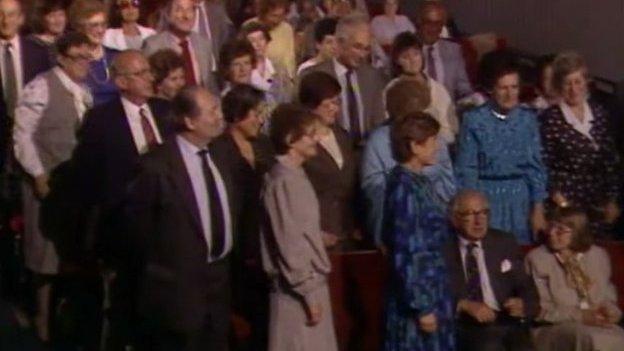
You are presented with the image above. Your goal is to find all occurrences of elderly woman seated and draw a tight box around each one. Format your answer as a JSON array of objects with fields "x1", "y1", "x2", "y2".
[{"x1": 525, "y1": 207, "x2": 624, "y2": 351}]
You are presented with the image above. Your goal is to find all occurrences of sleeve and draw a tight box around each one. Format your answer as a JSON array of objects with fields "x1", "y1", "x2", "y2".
[
  {"x1": 597, "y1": 108, "x2": 621, "y2": 202},
  {"x1": 595, "y1": 248, "x2": 622, "y2": 321},
  {"x1": 524, "y1": 113, "x2": 548, "y2": 203},
  {"x1": 263, "y1": 177, "x2": 325, "y2": 305},
  {"x1": 454, "y1": 114, "x2": 480, "y2": 189},
  {"x1": 524, "y1": 251, "x2": 583, "y2": 323},
  {"x1": 539, "y1": 111, "x2": 566, "y2": 196},
  {"x1": 453, "y1": 45, "x2": 474, "y2": 99},
  {"x1": 360, "y1": 133, "x2": 388, "y2": 246},
  {"x1": 13, "y1": 76, "x2": 50, "y2": 177},
  {"x1": 383, "y1": 178, "x2": 440, "y2": 317}
]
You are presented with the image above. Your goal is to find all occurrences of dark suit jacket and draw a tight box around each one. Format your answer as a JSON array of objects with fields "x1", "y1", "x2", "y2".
[
  {"x1": 124, "y1": 137, "x2": 239, "y2": 332},
  {"x1": 303, "y1": 126, "x2": 358, "y2": 239},
  {"x1": 70, "y1": 97, "x2": 173, "y2": 260},
  {"x1": 300, "y1": 60, "x2": 388, "y2": 137},
  {"x1": 443, "y1": 229, "x2": 539, "y2": 322}
]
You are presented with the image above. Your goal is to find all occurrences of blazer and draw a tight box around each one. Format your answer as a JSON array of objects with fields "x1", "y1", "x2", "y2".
[
  {"x1": 103, "y1": 25, "x2": 156, "y2": 51},
  {"x1": 142, "y1": 30, "x2": 218, "y2": 93},
  {"x1": 125, "y1": 137, "x2": 239, "y2": 332},
  {"x1": 300, "y1": 60, "x2": 388, "y2": 138},
  {"x1": 443, "y1": 229, "x2": 539, "y2": 321},
  {"x1": 303, "y1": 126, "x2": 357, "y2": 239},
  {"x1": 70, "y1": 98, "x2": 173, "y2": 259},
  {"x1": 437, "y1": 39, "x2": 473, "y2": 101}
]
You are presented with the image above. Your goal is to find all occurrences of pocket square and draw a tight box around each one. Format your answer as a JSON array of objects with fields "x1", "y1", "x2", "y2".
[{"x1": 500, "y1": 259, "x2": 512, "y2": 273}]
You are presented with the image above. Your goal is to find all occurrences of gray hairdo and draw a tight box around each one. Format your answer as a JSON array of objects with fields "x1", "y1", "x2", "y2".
[
  {"x1": 448, "y1": 189, "x2": 489, "y2": 216},
  {"x1": 552, "y1": 51, "x2": 588, "y2": 93},
  {"x1": 335, "y1": 12, "x2": 370, "y2": 41}
]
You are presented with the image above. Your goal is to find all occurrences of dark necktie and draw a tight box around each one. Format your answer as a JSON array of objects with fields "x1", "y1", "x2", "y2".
[
  {"x1": 198, "y1": 149, "x2": 226, "y2": 259},
  {"x1": 139, "y1": 107, "x2": 158, "y2": 151},
  {"x1": 3, "y1": 42, "x2": 18, "y2": 117},
  {"x1": 465, "y1": 243, "x2": 484, "y2": 301},
  {"x1": 179, "y1": 39, "x2": 198, "y2": 86},
  {"x1": 427, "y1": 46, "x2": 438, "y2": 80},
  {"x1": 345, "y1": 69, "x2": 362, "y2": 143}
]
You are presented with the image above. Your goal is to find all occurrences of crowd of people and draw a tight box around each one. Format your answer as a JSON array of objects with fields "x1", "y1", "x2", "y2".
[{"x1": 0, "y1": 0, "x2": 623, "y2": 350}]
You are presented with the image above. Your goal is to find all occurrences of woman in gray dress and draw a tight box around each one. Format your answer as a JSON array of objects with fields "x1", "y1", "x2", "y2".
[
  {"x1": 525, "y1": 207, "x2": 624, "y2": 351},
  {"x1": 261, "y1": 104, "x2": 338, "y2": 351}
]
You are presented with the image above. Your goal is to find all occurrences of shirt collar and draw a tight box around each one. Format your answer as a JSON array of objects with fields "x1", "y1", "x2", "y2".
[
  {"x1": 176, "y1": 134, "x2": 204, "y2": 155},
  {"x1": 333, "y1": 58, "x2": 348, "y2": 77},
  {"x1": 559, "y1": 99, "x2": 593, "y2": 128},
  {"x1": 53, "y1": 66, "x2": 87, "y2": 92},
  {"x1": 120, "y1": 96, "x2": 149, "y2": 118},
  {"x1": 459, "y1": 236, "x2": 482, "y2": 250},
  {"x1": 0, "y1": 35, "x2": 19, "y2": 48}
]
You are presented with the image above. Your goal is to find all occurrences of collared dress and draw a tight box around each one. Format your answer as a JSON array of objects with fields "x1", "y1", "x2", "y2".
[
  {"x1": 382, "y1": 165, "x2": 456, "y2": 351},
  {"x1": 455, "y1": 101, "x2": 548, "y2": 244}
]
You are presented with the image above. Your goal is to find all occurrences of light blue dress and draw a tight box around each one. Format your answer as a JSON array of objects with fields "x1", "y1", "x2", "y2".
[
  {"x1": 382, "y1": 165, "x2": 455, "y2": 351},
  {"x1": 361, "y1": 122, "x2": 457, "y2": 245},
  {"x1": 455, "y1": 101, "x2": 547, "y2": 243}
]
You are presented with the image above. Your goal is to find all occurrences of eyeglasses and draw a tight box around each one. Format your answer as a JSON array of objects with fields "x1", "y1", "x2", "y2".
[
  {"x1": 118, "y1": 0, "x2": 140, "y2": 9},
  {"x1": 549, "y1": 223, "x2": 573, "y2": 235},
  {"x1": 121, "y1": 68, "x2": 153, "y2": 78},
  {"x1": 63, "y1": 53, "x2": 92, "y2": 63},
  {"x1": 457, "y1": 209, "x2": 490, "y2": 218},
  {"x1": 83, "y1": 21, "x2": 107, "y2": 30}
]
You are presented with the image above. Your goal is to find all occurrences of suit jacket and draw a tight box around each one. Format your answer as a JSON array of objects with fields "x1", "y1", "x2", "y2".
[
  {"x1": 437, "y1": 39, "x2": 473, "y2": 101},
  {"x1": 443, "y1": 229, "x2": 539, "y2": 322},
  {"x1": 125, "y1": 137, "x2": 239, "y2": 332},
  {"x1": 203, "y1": 0, "x2": 234, "y2": 57},
  {"x1": 142, "y1": 30, "x2": 218, "y2": 93},
  {"x1": 71, "y1": 97, "x2": 173, "y2": 260},
  {"x1": 303, "y1": 126, "x2": 357, "y2": 239},
  {"x1": 300, "y1": 60, "x2": 388, "y2": 138}
]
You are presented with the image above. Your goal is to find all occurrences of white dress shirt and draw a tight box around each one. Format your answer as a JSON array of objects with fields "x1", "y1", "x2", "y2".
[
  {"x1": 333, "y1": 59, "x2": 365, "y2": 134},
  {"x1": 120, "y1": 97, "x2": 163, "y2": 155},
  {"x1": 176, "y1": 135, "x2": 233, "y2": 262},
  {"x1": 423, "y1": 41, "x2": 445, "y2": 86},
  {"x1": 251, "y1": 57, "x2": 276, "y2": 93},
  {"x1": 0, "y1": 35, "x2": 23, "y2": 101},
  {"x1": 459, "y1": 237, "x2": 500, "y2": 311}
]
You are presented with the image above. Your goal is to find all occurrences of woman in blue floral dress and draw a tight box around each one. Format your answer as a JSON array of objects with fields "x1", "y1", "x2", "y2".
[
  {"x1": 383, "y1": 111, "x2": 455, "y2": 351},
  {"x1": 455, "y1": 53, "x2": 547, "y2": 244}
]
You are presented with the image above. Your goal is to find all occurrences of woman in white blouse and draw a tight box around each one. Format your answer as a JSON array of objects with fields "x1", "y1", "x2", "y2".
[
  {"x1": 103, "y1": 0, "x2": 155, "y2": 51},
  {"x1": 371, "y1": 0, "x2": 415, "y2": 47},
  {"x1": 385, "y1": 31, "x2": 457, "y2": 144}
]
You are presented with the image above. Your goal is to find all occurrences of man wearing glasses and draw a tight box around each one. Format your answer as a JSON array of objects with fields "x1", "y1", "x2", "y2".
[{"x1": 443, "y1": 189, "x2": 538, "y2": 351}]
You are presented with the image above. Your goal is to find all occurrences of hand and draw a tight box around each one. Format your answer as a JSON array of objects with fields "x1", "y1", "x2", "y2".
[
  {"x1": 552, "y1": 191, "x2": 569, "y2": 207},
  {"x1": 322, "y1": 232, "x2": 339, "y2": 248},
  {"x1": 596, "y1": 305, "x2": 620, "y2": 325},
  {"x1": 305, "y1": 302, "x2": 323, "y2": 326},
  {"x1": 582, "y1": 309, "x2": 610, "y2": 327},
  {"x1": 503, "y1": 298, "x2": 525, "y2": 318},
  {"x1": 230, "y1": 314, "x2": 252, "y2": 340},
  {"x1": 530, "y1": 203, "x2": 546, "y2": 241},
  {"x1": 459, "y1": 300, "x2": 496, "y2": 323},
  {"x1": 34, "y1": 174, "x2": 50, "y2": 199},
  {"x1": 603, "y1": 201, "x2": 621, "y2": 224},
  {"x1": 418, "y1": 313, "x2": 438, "y2": 333}
]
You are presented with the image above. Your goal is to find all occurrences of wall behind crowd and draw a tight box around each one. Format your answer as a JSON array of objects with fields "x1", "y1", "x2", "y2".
[{"x1": 445, "y1": 0, "x2": 624, "y2": 86}]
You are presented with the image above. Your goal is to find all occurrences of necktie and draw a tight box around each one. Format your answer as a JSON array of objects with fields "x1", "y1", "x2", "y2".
[
  {"x1": 427, "y1": 46, "x2": 438, "y2": 81},
  {"x1": 3, "y1": 43, "x2": 18, "y2": 117},
  {"x1": 198, "y1": 149, "x2": 226, "y2": 259},
  {"x1": 139, "y1": 107, "x2": 158, "y2": 151},
  {"x1": 345, "y1": 69, "x2": 362, "y2": 143},
  {"x1": 465, "y1": 243, "x2": 484, "y2": 301},
  {"x1": 179, "y1": 39, "x2": 198, "y2": 86}
]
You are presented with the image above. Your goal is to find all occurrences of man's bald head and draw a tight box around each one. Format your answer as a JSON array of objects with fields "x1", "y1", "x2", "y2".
[
  {"x1": 111, "y1": 50, "x2": 155, "y2": 104},
  {"x1": 416, "y1": 1, "x2": 447, "y2": 45}
]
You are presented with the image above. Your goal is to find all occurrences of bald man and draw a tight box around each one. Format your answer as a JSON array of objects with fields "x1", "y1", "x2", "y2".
[
  {"x1": 126, "y1": 86, "x2": 238, "y2": 351},
  {"x1": 70, "y1": 50, "x2": 175, "y2": 350}
]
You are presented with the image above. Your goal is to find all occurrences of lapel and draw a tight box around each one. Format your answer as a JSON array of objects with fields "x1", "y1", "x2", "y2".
[
  {"x1": 208, "y1": 141, "x2": 235, "y2": 217},
  {"x1": 164, "y1": 138, "x2": 204, "y2": 239},
  {"x1": 111, "y1": 98, "x2": 140, "y2": 158},
  {"x1": 481, "y1": 232, "x2": 503, "y2": 304},
  {"x1": 205, "y1": 2, "x2": 221, "y2": 48},
  {"x1": 190, "y1": 33, "x2": 211, "y2": 82},
  {"x1": 448, "y1": 237, "x2": 468, "y2": 297}
]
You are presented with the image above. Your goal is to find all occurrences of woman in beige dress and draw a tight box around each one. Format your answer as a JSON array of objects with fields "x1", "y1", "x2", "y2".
[
  {"x1": 261, "y1": 103, "x2": 338, "y2": 351},
  {"x1": 525, "y1": 207, "x2": 624, "y2": 351}
]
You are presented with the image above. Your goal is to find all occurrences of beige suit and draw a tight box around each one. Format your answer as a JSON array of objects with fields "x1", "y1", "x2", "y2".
[
  {"x1": 261, "y1": 158, "x2": 338, "y2": 351},
  {"x1": 525, "y1": 245, "x2": 624, "y2": 351}
]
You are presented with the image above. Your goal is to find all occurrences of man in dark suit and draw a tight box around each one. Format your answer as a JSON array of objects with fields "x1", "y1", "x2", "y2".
[
  {"x1": 70, "y1": 50, "x2": 173, "y2": 350},
  {"x1": 416, "y1": 1, "x2": 473, "y2": 101},
  {"x1": 443, "y1": 189, "x2": 537, "y2": 351},
  {"x1": 126, "y1": 86, "x2": 237, "y2": 351},
  {"x1": 300, "y1": 12, "x2": 387, "y2": 147}
]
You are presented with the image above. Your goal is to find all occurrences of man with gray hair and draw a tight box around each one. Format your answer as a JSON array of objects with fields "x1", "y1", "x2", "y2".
[
  {"x1": 300, "y1": 12, "x2": 387, "y2": 146},
  {"x1": 443, "y1": 189, "x2": 537, "y2": 351}
]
